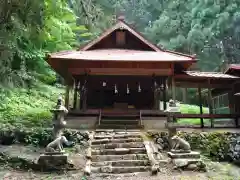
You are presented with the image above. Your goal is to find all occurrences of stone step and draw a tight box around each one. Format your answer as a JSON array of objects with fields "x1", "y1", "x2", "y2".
[
  {"x1": 97, "y1": 124, "x2": 143, "y2": 129},
  {"x1": 100, "y1": 119, "x2": 139, "y2": 125},
  {"x1": 92, "y1": 138, "x2": 143, "y2": 145},
  {"x1": 94, "y1": 134, "x2": 141, "y2": 139},
  {"x1": 92, "y1": 142, "x2": 145, "y2": 149},
  {"x1": 167, "y1": 151, "x2": 200, "y2": 159},
  {"x1": 91, "y1": 154, "x2": 149, "y2": 161},
  {"x1": 92, "y1": 165, "x2": 151, "y2": 173},
  {"x1": 95, "y1": 129, "x2": 141, "y2": 133},
  {"x1": 92, "y1": 148, "x2": 146, "y2": 155},
  {"x1": 91, "y1": 160, "x2": 150, "y2": 167}
]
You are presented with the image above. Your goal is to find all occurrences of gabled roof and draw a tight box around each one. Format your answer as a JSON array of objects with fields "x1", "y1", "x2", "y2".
[
  {"x1": 79, "y1": 19, "x2": 196, "y2": 59},
  {"x1": 80, "y1": 19, "x2": 160, "y2": 51}
]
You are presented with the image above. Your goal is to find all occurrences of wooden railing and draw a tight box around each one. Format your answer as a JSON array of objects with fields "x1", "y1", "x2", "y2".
[
  {"x1": 172, "y1": 113, "x2": 240, "y2": 128},
  {"x1": 174, "y1": 114, "x2": 240, "y2": 119}
]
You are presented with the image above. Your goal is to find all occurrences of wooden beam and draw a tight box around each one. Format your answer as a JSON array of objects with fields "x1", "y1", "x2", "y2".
[
  {"x1": 174, "y1": 113, "x2": 240, "y2": 119},
  {"x1": 68, "y1": 68, "x2": 172, "y2": 76},
  {"x1": 175, "y1": 82, "x2": 230, "y2": 88},
  {"x1": 198, "y1": 86, "x2": 204, "y2": 128},
  {"x1": 66, "y1": 60, "x2": 172, "y2": 69},
  {"x1": 167, "y1": 122, "x2": 237, "y2": 129}
]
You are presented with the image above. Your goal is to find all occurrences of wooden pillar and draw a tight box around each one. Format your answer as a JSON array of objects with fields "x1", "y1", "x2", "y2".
[
  {"x1": 153, "y1": 78, "x2": 157, "y2": 110},
  {"x1": 82, "y1": 79, "x2": 88, "y2": 111},
  {"x1": 83, "y1": 89, "x2": 87, "y2": 111},
  {"x1": 79, "y1": 90, "x2": 83, "y2": 110},
  {"x1": 231, "y1": 83, "x2": 238, "y2": 127},
  {"x1": 79, "y1": 80, "x2": 84, "y2": 110},
  {"x1": 198, "y1": 86, "x2": 204, "y2": 128},
  {"x1": 154, "y1": 88, "x2": 158, "y2": 110},
  {"x1": 76, "y1": 81, "x2": 80, "y2": 110},
  {"x1": 207, "y1": 81, "x2": 214, "y2": 127},
  {"x1": 171, "y1": 77, "x2": 176, "y2": 101},
  {"x1": 73, "y1": 80, "x2": 78, "y2": 109},
  {"x1": 64, "y1": 85, "x2": 70, "y2": 109},
  {"x1": 163, "y1": 80, "x2": 167, "y2": 110},
  {"x1": 101, "y1": 85, "x2": 104, "y2": 109},
  {"x1": 182, "y1": 88, "x2": 187, "y2": 103}
]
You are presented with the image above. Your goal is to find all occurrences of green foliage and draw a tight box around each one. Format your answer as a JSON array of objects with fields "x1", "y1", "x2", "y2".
[
  {"x1": 0, "y1": 82, "x2": 64, "y2": 127},
  {"x1": 143, "y1": 0, "x2": 240, "y2": 70},
  {"x1": 0, "y1": 123, "x2": 53, "y2": 146},
  {"x1": 0, "y1": 0, "x2": 91, "y2": 86}
]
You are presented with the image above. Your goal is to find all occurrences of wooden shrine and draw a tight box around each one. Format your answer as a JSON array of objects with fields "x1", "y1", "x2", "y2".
[{"x1": 47, "y1": 17, "x2": 240, "y2": 129}]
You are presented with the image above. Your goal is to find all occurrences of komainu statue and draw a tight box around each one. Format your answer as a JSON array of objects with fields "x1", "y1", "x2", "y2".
[
  {"x1": 45, "y1": 136, "x2": 72, "y2": 153},
  {"x1": 171, "y1": 135, "x2": 191, "y2": 152}
]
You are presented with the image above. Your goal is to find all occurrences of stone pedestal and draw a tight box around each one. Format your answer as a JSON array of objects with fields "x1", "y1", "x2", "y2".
[
  {"x1": 167, "y1": 150, "x2": 206, "y2": 171},
  {"x1": 168, "y1": 151, "x2": 200, "y2": 159},
  {"x1": 37, "y1": 152, "x2": 71, "y2": 170}
]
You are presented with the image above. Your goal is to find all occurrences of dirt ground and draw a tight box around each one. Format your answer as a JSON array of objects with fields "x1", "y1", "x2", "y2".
[
  {"x1": 1, "y1": 160, "x2": 240, "y2": 180},
  {"x1": 0, "y1": 145, "x2": 240, "y2": 180}
]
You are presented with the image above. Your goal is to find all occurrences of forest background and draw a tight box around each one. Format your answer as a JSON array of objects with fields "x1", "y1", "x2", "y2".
[{"x1": 0, "y1": 0, "x2": 240, "y2": 127}]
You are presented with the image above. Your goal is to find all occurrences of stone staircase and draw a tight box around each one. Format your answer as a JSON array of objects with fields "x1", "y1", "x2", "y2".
[
  {"x1": 97, "y1": 110, "x2": 143, "y2": 129},
  {"x1": 89, "y1": 130, "x2": 152, "y2": 174}
]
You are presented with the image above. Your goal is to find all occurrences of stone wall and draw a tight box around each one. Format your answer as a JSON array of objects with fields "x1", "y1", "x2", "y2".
[
  {"x1": 65, "y1": 116, "x2": 97, "y2": 129},
  {"x1": 142, "y1": 117, "x2": 167, "y2": 130}
]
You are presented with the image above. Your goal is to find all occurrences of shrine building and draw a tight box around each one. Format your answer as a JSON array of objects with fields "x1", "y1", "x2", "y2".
[{"x1": 47, "y1": 17, "x2": 240, "y2": 129}]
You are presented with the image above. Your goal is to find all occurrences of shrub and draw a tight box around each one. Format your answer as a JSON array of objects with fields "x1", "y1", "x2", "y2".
[
  {"x1": 0, "y1": 124, "x2": 89, "y2": 147},
  {"x1": 0, "y1": 82, "x2": 63, "y2": 128}
]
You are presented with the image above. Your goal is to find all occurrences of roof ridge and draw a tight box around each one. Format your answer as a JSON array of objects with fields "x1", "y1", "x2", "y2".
[
  {"x1": 48, "y1": 50, "x2": 77, "y2": 57},
  {"x1": 164, "y1": 50, "x2": 196, "y2": 59}
]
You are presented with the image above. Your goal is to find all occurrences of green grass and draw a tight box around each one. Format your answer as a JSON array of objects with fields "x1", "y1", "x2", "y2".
[
  {"x1": 178, "y1": 104, "x2": 210, "y2": 125},
  {"x1": 0, "y1": 82, "x2": 64, "y2": 127}
]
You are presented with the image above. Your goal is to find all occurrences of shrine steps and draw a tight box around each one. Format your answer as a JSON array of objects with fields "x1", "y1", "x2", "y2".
[
  {"x1": 90, "y1": 130, "x2": 151, "y2": 174},
  {"x1": 98, "y1": 111, "x2": 142, "y2": 129},
  {"x1": 96, "y1": 124, "x2": 143, "y2": 129}
]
